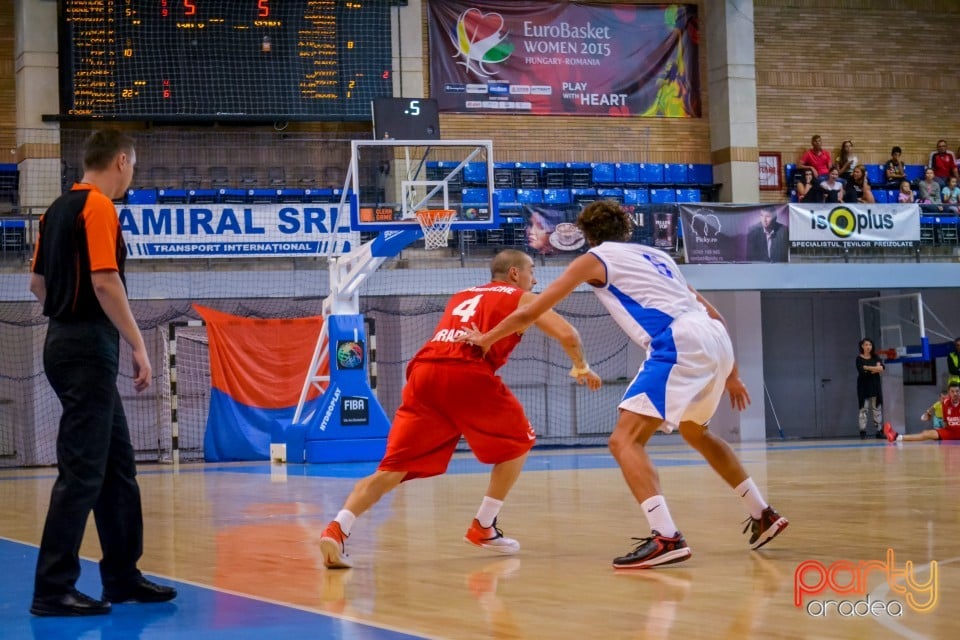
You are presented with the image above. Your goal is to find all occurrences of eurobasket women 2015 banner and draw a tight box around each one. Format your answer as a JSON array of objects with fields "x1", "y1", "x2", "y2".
[{"x1": 427, "y1": 1, "x2": 700, "y2": 117}]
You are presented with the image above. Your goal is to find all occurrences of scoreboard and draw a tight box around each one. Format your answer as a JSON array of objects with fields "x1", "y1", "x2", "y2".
[{"x1": 57, "y1": 0, "x2": 395, "y2": 121}]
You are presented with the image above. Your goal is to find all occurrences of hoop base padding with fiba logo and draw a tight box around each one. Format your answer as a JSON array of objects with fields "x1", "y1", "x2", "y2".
[{"x1": 416, "y1": 209, "x2": 457, "y2": 250}]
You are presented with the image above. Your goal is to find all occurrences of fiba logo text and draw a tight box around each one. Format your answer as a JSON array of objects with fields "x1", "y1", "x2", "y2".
[{"x1": 794, "y1": 549, "x2": 938, "y2": 617}]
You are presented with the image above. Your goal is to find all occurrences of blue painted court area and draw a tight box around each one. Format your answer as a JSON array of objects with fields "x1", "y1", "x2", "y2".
[{"x1": 0, "y1": 539, "x2": 425, "y2": 640}]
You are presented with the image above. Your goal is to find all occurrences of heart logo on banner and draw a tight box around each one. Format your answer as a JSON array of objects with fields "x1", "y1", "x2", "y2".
[{"x1": 461, "y1": 8, "x2": 504, "y2": 43}]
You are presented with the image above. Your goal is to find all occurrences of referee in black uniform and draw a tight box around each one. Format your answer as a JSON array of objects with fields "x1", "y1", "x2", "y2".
[{"x1": 29, "y1": 129, "x2": 176, "y2": 616}]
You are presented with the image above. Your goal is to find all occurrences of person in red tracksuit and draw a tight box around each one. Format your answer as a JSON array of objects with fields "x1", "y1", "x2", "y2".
[{"x1": 319, "y1": 249, "x2": 602, "y2": 568}]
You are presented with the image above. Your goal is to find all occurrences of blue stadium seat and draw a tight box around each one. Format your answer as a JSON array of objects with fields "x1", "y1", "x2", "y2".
[
  {"x1": 689, "y1": 164, "x2": 713, "y2": 185},
  {"x1": 664, "y1": 163, "x2": 690, "y2": 185},
  {"x1": 249, "y1": 188, "x2": 281, "y2": 203},
  {"x1": 571, "y1": 188, "x2": 598, "y2": 203},
  {"x1": 650, "y1": 188, "x2": 677, "y2": 203},
  {"x1": 872, "y1": 189, "x2": 889, "y2": 203},
  {"x1": 277, "y1": 188, "x2": 306, "y2": 203},
  {"x1": 543, "y1": 188, "x2": 572, "y2": 204},
  {"x1": 425, "y1": 161, "x2": 440, "y2": 181},
  {"x1": 218, "y1": 188, "x2": 247, "y2": 204},
  {"x1": 436, "y1": 161, "x2": 463, "y2": 192},
  {"x1": 904, "y1": 165, "x2": 925, "y2": 182},
  {"x1": 494, "y1": 188, "x2": 519, "y2": 209},
  {"x1": 303, "y1": 188, "x2": 337, "y2": 203},
  {"x1": 784, "y1": 163, "x2": 798, "y2": 186},
  {"x1": 188, "y1": 189, "x2": 217, "y2": 204},
  {"x1": 866, "y1": 164, "x2": 884, "y2": 186},
  {"x1": 615, "y1": 163, "x2": 641, "y2": 186},
  {"x1": 540, "y1": 162, "x2": 565, "y2": 188},
  {"x1": 126, "y1": 188, "x2": 157, "y2": 204},
  {"x1": 639, "y1": 163, "x2": 665, "y2": 184},
  {"x1": 624, "y1": 188, "x2": 650, "y2": 204},
  {"x1": 516, "y1": 188, "x2": 543, "y2": 204},
  {"x1": 157, "y1": 188, "x2": 188, "y2": 203},
  {"x1": 676, "y1": 188, "x2": 700, "y2": 202},
  {"x1": 516, "y1": 162, "x2": 541, "y2": 189},
  {"x1": 566, "y1": 162, "x2": 592, "y2": 188},
  {"x1": 598, "y1": 188, "x2": 624, "y2": 201},
  {"x1": 463, "y1": 162, "x2": 488, "y2": 186},
  {"x1": 590, "y1": 162, "x2": 616, "y2": 186},
  {"x1": 461, "y1": 187, "x2": 489, "y2": 204},
  {"x1": 493, "y1": 163, "x2": 516, "y2": 188}
]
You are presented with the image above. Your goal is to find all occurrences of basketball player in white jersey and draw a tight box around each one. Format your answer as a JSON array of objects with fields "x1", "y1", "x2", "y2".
[{"x1": 461, "y1": 200, "x2": 787, "y2": 569}]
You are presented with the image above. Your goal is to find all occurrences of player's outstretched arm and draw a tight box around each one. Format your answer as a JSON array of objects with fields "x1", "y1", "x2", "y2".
[
  {"x1": 461, "y1": 253, "x2": 604, "y2": 352},
  {"x1": 523, "y1": 292, "x2": 602, "y2": 390}
]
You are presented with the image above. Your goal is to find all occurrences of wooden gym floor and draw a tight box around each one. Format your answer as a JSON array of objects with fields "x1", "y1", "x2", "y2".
[{"x1": 0, "y1": 439, "x2": 957, "y2": 639}]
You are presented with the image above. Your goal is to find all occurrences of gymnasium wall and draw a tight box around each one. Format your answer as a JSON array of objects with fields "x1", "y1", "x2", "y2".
[
  {"x1": 754, "y1": 0, "x2": 960, "y2": 202},
  {"x1": 0, "y1": 2, "x2": 15, "y2": 156}
]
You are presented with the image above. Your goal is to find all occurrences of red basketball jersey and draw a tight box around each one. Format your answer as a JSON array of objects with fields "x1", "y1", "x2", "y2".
[
  {"x1": 410, "y1": 281, "x2": 525, "y2": 372},
  {"x1": 943, "y1": 399, "x2": 960, "y2": 429}
]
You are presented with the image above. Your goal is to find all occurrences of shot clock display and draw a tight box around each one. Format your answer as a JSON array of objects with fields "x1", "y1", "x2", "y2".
[
  {"x1": 372, "y1": 98, "x2": 440, "y2": 140},
  {"x1": 56, "y1": 0, "x2": 395, "y2": 121}
]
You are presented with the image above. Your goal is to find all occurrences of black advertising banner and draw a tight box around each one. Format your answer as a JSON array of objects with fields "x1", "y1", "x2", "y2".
[
  {"x1": 428, "y1": 1, "x2": 700, "y2": 117},
  {"x1": 680, "y1": 204, "x2": 791, "y2": 264}
]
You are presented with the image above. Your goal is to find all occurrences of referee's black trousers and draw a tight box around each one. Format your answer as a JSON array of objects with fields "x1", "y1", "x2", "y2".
[{"x1": 33, "y1": 318, "x2": 144, "y2": 597}]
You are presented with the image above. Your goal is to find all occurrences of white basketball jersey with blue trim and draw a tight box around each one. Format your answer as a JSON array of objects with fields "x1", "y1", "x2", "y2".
[{"x1": 587, "y1": 242, "x2": 705, "y2": 350}]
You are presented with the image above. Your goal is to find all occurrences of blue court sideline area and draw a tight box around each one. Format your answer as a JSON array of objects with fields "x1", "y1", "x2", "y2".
[{"x1": 0, "y1": 538, "x2": 425, "y2": 640}]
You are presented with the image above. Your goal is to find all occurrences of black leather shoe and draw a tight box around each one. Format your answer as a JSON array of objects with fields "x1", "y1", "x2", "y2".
[
  {"x1": 31, "y1": 590, "x2": 112, "y2": 617},
  {"x1": 103, "y1": 576, "x2": 177, "y2": 604}
]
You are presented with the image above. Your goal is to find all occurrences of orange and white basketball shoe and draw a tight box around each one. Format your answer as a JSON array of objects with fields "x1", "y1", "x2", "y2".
[
  {"x1": 464, "y1": 518, "x2": 520, "y2": 554},
  {"x1": 320, "y1": 521, "x2": 354, "y2": 569}
]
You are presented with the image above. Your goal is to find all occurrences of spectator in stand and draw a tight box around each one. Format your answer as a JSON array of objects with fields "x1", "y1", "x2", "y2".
[
  {"x1": 884, "y1": 146, "x2": 907, "y2": 187},
  {"x1": 797, "y1": 135, "x2": 832, "y2": 180},
  {"x1": 794, "y1": 169, "x2": 816, "y2": 202},
  {"x1": 917, "y1": 168, "x2": 942, "y2": 204},
  {"x1": 836, "y1": 141, "x2": 858, "y2": 181},
  {"x1": 941, "y1": 176, "x2": 960, "y2": 210},
  {"x1": 897, "y1": 180, "x2": 915, "y2": 203},
  {"x1": 927, "y1": 139, "x2": 958, "y2": 187},
  {"x1": 820, "y1": 167, "x2": 844, "y2": 203},
  {"x1": 843, "y1": 165, "x2": 875, "y2": 204}
]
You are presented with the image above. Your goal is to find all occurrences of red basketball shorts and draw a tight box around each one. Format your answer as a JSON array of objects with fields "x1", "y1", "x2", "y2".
[{"x1": 378, "y1": 360, "x2": 535, "y2": 480}]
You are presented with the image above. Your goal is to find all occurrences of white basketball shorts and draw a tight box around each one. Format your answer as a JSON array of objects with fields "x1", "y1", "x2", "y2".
[{"x1": 618, "y1": 311, "x2": 734, "y2": 432}]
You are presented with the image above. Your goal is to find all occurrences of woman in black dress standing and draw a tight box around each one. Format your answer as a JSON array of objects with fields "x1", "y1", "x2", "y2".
[{"x1": 856, "y1": 338, "x2": 885, "y2": 439}]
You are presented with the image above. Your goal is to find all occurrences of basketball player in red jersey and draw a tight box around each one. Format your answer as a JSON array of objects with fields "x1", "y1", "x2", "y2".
[
  {"x1": 320, "y1": 249, "x2": 602, "y2": 568},
  {"x1": 887, "y1": 381, "x2": 960, "y2": 442}
]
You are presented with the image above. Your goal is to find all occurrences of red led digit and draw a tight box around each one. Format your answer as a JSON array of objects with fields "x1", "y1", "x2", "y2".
[
  {"x1": 258, "y1": 0, "x2": 269, "y2": 18},
  {"x1": 183, "y1": 0, "x2": 196, "y2": 16}
]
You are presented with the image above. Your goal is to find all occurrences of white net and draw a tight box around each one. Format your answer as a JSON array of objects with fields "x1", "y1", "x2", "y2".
[{"x1": 416, "y1": 209, "x2": 457, "y2": 250}]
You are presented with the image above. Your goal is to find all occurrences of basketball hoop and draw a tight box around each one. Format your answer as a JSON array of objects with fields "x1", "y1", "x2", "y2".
[
  {"x1": 415, "y1": 209, "x2": 456, "y2": 250},
  {"x1": 879, "y1": 348, "x2": 899, "y2": 361}
]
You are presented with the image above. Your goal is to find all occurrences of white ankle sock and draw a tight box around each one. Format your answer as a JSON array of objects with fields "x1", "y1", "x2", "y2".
[
  {"x1": 734, "y1": 478, "x2": 768, "y2": 520},
  {"x1": 640, "y1": 495, "x2": 678, "y2": 537},
  {"x1": 476, "y1": 497, "x2": 504, "y2": 528},
  {"x1": 335, "y1": 509, "x2": 357, "y2": 536}
]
